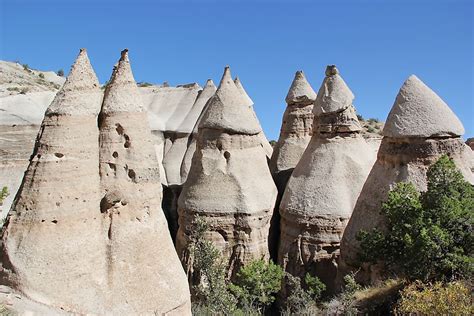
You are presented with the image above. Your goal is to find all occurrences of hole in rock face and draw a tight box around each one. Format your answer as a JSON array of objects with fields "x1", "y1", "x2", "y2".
[
  {"x1": 108, "y1": 163, "x2": 116, "y2": 172},
  {"x1": 224, "y1": 151, "x2": 231, "y2": 160},
  {"x1": 112, "y1": 151, "x2": 118, "y2": 158},
  {"x1": 124, "y1": 134, "x2": 131, "y2": 148},
  {"x1": 115, "y1": 123, "x2": 124, "y2": 135},
  {"x1": 128, "y1": 169, "x2": 136, "y2": 181},
  {"x1": 54, "y1": 153, "x2": 64, "y2": 158},
  {"x1": 51, "y1": 220, "x2": 58, "y2": 224},
  {"x1": 37, "y1": 154, "x2": 41, "y2": 159}
]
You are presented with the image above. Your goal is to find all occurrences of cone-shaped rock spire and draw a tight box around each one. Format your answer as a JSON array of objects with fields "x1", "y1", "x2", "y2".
[
  {"x1": 180, "y1": 79, "x2": 217, "y2": 183},
  {"x1": 233, "y1": 76, "x2": 273, "y2": 158},
  {"x1": 314, "y1": 65, "x2": 354, "y2": 115},
  {"x1": 383, "y1": 75, "x2": 464, "y2": 138},
  {"x1": 340, "y1": 75, "x2": 473, "y2": 286},
  {"x1": 278, "y1": 66, "x2": 376, "y2": 294},
  {"x1": 176, "y1": 66, "x2": 277, "y2": 282},
  {"x1": 234, "y1": 76, "x2": 254, "y2": 106},
  {"x1": 98, "y1": 50, "x2": 191, "y2": 314},
  {"x1": 285, "y1": 70, "x2": 317, "y2": 105},
  {"x1": 200, "y1": 66, "x2": 261, "y2": 134},
  {"x1": 270, "y1": 70, "x2": 316, "y2": 178},
  {"x1": 0, "y1": 49, "x2": 105, "y2": 312}
]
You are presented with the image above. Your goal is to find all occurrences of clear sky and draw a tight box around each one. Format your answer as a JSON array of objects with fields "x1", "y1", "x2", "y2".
[{"x1": 1, "y1": 0, "x2": 473, "y2": 140}]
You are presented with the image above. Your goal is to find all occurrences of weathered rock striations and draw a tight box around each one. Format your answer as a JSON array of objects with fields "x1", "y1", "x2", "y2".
[
  {"x1": 278, "y1": 66, "x2": 376, "y2": 293},
  {"x1": 98, "y1": 49, "x2": 191, "y2": 314},
  {"x1": 176, "y1": 66, "x2": 277, "y2": 281},
  {"x1": 270, "y1": 70, "x2": 316, "y2": 191},
  {"x1": 339, "y1": 75, "x2": 474, "y2": 286},
  {"x1": 0, "y1": 49, "x2": 106, "y2": 312},
  {"x1": 234, "y1": 76, "x2": 274, "y2": 159}
]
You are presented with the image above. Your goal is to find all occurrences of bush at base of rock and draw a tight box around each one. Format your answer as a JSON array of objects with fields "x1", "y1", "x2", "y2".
[{"x1": 356, "y1": 155, "x2": 474, "y2": 282}]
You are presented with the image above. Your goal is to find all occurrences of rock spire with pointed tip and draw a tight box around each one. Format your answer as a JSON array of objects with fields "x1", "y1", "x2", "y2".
[
  {"x1": 234, "y1": 76, "x2": 274, "y2": 159},
  {"x1": 0, "y1": 49, "x2": 106, "y2": 313},
  {"x1": 180, "y1": 79, "x2": 217, "y2": 183},
  {"x1": 98, "y1": 50, "x2": 191, "y2": 314},
  {"x1": 339, "y1": 74, "x2": 473, "y2": 287},
  {"x1": 176, "y1": 66, "x2": 277, "y2": 282},
  {"x1": 278, "y1": 66, "x2": 376, "y2": 294},
  {"x1": 383, "y1": 75, "x2": 465, "y2": 138},
  {"x1": 270, "y1": 70, "x2": 316, "y2": 180}
]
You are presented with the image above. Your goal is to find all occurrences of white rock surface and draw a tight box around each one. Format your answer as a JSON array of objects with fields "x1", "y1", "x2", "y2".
[
  {"x1": 313, "y1": 66, "x2": 354, "y2": 116},
  {"x1": 383, "y1": 75, "x2": 465, "y2": 138}
]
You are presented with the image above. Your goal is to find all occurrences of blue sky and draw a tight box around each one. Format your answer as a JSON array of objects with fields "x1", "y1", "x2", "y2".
[{"x1": 1, "y1": 0, "x2": 473, "y2": 140}]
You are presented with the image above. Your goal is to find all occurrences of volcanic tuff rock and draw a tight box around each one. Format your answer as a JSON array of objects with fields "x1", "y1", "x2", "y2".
[
  {"x1": 340, "y1": 74, "x2": 474, "y2": 286},
  {"x1": 162, "y1": 80, "x2": 217, "y2": 241},
  {"x1": 176, "y1": 66, "x2": 277, "y2": 281},
  {"x1": 278, "y1": 66, "x2": 376, "y2": 293},
  {"x1": 0, "y1": 49, "x2": 106, "y2": 312},
  {"x1": 270, "y1": 70, "x2": 316, "y2": 190},
  {"x1": 234, "y1": 76, "x2": 274, "y2": 159},
  {"x1": 98, "y1": 50, "x2": 190, "y2": 314}
]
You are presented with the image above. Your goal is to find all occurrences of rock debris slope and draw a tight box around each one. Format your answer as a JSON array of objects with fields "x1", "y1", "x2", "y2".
[
  {"x1": 98, "y1": 49, "x2": 191, "y2": 314},
  {"x1": 0, "y1": 49, "x2": 106, "y2": 312},
  {"x1": 340, "y1": 74, "x2": 474, "y2": 285},
  {"x1": 176, "y1": 66, "x2": 277, "y2": 281},
  {"x1": 278, "y1": 66, "x2": 376, "y2": 293}
]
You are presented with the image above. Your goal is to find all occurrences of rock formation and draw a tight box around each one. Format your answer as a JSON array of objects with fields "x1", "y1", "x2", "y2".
[
  {"x1": 234, "y1": 76, "x2": 274, "y2": 159},
  {"x1": 278, "y1": 66, "x2": 376, "y2": 293},
  {"x1": 467, "y1": 138, "x2": 474, "y2": 151},
  {"x1": 270, "y1": 70, "x2": 316, "y2": 191},
  {"x1": 0, "y1": 49, "x2": 106, "y2": 312},
  {"x1": 98, "y1": 49, "x2": 190, "y2": 314},
  {"x1": 339, "y1": 74, "x2": 474, "y2": 285},
  {"x1": 162, "y1": 79, "x2": 217, "y2": 241},
  {"x1": 180, "y1": 79, "x2": 217, "y2": 184},
  {"x1": 176, "y1": 66, "x2": 277, "y2": 281}
]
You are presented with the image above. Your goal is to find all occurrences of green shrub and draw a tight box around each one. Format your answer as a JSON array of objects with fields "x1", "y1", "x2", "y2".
[
  {"x1": 229, "y1": 259, "x2": 283, "y2": 312},
  {"x1": 357, "y1": 155, "x2": 474, "y2": 282},
  {"x1": 56, "y1": 69, "x2": 64, "y2": 77},
  {"x1": 19, "y1": 88, "x2": 29, "y2": 95},
  {"x1": 22, "y1": 64, "x2": 29, "y2": 71},
  {"x1": 366, "y1": 126, "x2": 376, "y2": 133},
  {"x1": 188, "y1": 217, "x2": 237, "y2": 315},
  {"x1": 38, "y1": 73, "x2": 45, "y2": 79},
  {"x1": 395, "y1": 281, "x2": 473, "y2": 315},
  {"x1": 304, "y1": 273, "x2": 326, "y2": 301},
  {"x1": 6, "y1": 87, "x2": 19, "y2": 92},
  {"x1": 356, "y1": 114, "x2": 364, "y2": 121},
  {"x1": 283, "y1": 273, "x2": 317, "y2": 314},
  {"x1": 0, "y1": 187, "x2": 8, "y2": 206},
  {"x1": 367, "y1": 118, "x2": 380, "y2": 124}
]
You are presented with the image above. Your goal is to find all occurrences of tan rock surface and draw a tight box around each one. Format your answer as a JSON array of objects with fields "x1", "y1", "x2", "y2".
[
  {"x1": 278, "y1": 66, "x2": 376, "y2": 293},
  {"x1": 0, "y1": 49, "x2": 106, "y2": 313},
  {"x1": 176, "y1": 66, "x2": 277, "y2": 281},
  {"x1": 270, "y1": 70, "x2": 316, "y2": 187},
  {"x1": 98, "y1": 49, "x2": 191, "y2": 314},
  {"x1": 234, "y1": 76, "x2": 273, "y2": 159},
  {"x1": 339, "y1": 75, "x2": 474, "y2": 286}
]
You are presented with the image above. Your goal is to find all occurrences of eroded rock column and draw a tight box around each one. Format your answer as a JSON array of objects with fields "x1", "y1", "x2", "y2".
[
  {"x1": 0, "y1": 49, "x2": 106, "y2": 313},
  {"x1": 98, "y1": 49, "x2": 191, "y2": 315},
  {"x1": 278, "y1": 66, "x2": 376, "y2": 293},
  {"x1": 176, "y1": 66, "x2": 277, "y2": 281},
  {"x1": 340, "y1": 74, "x2": 474, "y2": 286}
]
